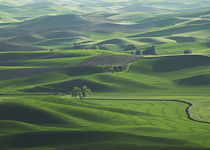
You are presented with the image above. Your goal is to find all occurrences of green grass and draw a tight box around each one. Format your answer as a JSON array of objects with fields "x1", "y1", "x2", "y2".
[
  {"x1": 1, "y1": 9, "x2": 210, "y2": 55},
  {"x1": 1, "y1": 3, "x2": 210, "y2": 150},
  {"x1": 155, "y1": 42, "x2": 210, "y2": 55},
  {"x1": 108, "y1": 12, "x2": 154, "y2": 23},
  {"x1": 0, "y1": 50, "x2": 125, "y2": 67},
  {"x1": 2, "y1": 54, "x2": 210, "y2": 96},
  {"x1": 1, "y1": 53, "x2": 209, "y2": 137},
  {"x1": 0, "y1": 96, "x2": 209, "y2": 150},
  {"x1": 130, "y1": 22, "x2": 210, "y2": 38},
  {"x1": 168, "y1": 36, "x2": 197, "y2": 43}
]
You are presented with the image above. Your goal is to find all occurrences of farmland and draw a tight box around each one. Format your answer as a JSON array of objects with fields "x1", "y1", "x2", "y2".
[
  {"x1": 0, "y1": 0, "x2": 210, "y2": 149},
  {"x1": 0, "y1": 96, "x2": 210, "y2": 150},
  {"x1": 0, "y1": 52, "x2": 210, "y2": 149}
]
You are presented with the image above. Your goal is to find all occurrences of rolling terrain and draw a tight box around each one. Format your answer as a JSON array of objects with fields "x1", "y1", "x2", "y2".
[
  {"x1": 0, "y1": 0, "x2": 210, "y2": 149},
  {"x1": 1, "y1": 10, "x2": 210, "y2": 54},
  {"x1": 0, "y1": 96, "x2": 210, "y2": 150},
  {"x1": 0, "y1": 47, "x2": 210, "y2": 149}
]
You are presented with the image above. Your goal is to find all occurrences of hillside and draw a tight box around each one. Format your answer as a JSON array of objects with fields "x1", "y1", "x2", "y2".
[
  {"x1": 13, "y1": 14, "x2": 155, "y2": 33},
  {"x1": 13, "y1": 54, "x2": 210, "y2": 96},
  {"x1": 78, "y1": 54, "x2": 141, "y2": 66},
  {"x1": 0, "y1": 8, "x2": 210, "y2": 53},
  {"x1": 0, "y1": 52, "x2": 210, "y2": 149},
  {"x1": 0, "y1": 49, "x2": 210, "y2": 96},
  {"x1": 0, "y1": 41, "x2": 46, "y2": 51},
  {"x1": 0, "y1": 0, "x2": 210, "y2": 150},
  {"x1": 1, "y1": 0, "x2": 210, "y2": 15},
  {"x1": 0, "y1": 96, "x2": 210, "y2": 150}
]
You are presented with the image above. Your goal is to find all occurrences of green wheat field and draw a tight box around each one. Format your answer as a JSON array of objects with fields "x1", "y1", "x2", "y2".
[{"x1": 0, "y1": 0, "x2": 210, "y2": 149}]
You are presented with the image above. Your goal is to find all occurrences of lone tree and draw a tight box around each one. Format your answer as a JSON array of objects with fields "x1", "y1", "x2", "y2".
[{"x1": 71, "y1": 86, "x2": 92, "y2": 99}]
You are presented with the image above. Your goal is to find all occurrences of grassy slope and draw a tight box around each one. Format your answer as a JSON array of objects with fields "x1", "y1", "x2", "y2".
[
  {"x1": 0, "y1": 49, "x2": 125, "y2": 94},
  {"x1": 1, "y1": 10, "x2": 210, "y2": 55},
  {"x1": 0, "y1": 3, "x2": 210, "y2": 150},
  {"x1": 38, "y1": 17, "x2": 210, "y2": 54},
  {"x1": 16, "y1": 54, "x2": 210, "y2": 96},
  {"x1": 0, "y1": 52, "x2": 210, "y2": 122},
  {"x1": 0, "y1": 96, "x2": 209, "y2": 150}
]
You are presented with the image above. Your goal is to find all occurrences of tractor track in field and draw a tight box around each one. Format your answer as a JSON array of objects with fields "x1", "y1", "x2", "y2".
[
  {"x1": 1, "y1": 95, "x2": 210, "y2": 124},
  {"x1": 176, "y1": 105, "x2": 183, "y2": 121},
  {"x1": 161, "y1": 107, "x2": 167, "y2": 120},
  {"x1": 160, "y1": 104, "x2": 177, "y2": 130},
  {"x1": 86, "y1": 98, "x2": 210, "y2": 125},
  {"x1": 202, "y1": 139, "x2": 207, "y2": 145},
  {"x1": 145, "y1": 102, "x2": 153, "y2": 114}
]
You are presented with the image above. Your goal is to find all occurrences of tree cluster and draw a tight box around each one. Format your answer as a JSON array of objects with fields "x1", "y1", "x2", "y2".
[
  {"x1": 71, "y1": 86, "x2": 92, "y2": 99},
  {"x1": 66, "y1": 43, "x2": 100, "y2": 50},
  {"x1": 103, "y1": 65, "x2": 130, "y2": 73}
]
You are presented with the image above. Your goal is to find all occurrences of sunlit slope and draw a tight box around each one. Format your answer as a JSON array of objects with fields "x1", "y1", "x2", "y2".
[
  {"x1": 1, "y1": 0, "x2": 210, "y2": 18},
  {"x1": 0, "y1": 50, "x2": 123, "y2": 67},
  {"x1": 28, "y1": 55, "x2": 210, "y2": 95},
  {"x1": 127, "y1": 11, "x2": 210, "y2": 53},
  {"x1": 0, "y1": 50, "x2": 126, "y2": 94},
  {"x1": 1, "y1": 53, "x2": 210, "y2": 96},
  {"x1": 0, "y1": 96, "x2": 209, "y2": 150},
  {"x1": 1, "y1": 10, "x2": 210, "y2": 55}
]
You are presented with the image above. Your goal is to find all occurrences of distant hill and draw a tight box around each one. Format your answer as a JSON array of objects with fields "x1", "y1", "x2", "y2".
[
  {"x1": 1, "y1": 0, "x2": 209, "y2": 16},
  {"x1": 129, "y1": 18, "x2": 210, "y2": 38},
  {"x1": 10, "y1": 34, "x2": 45, "y2": 42},
  {"x1": 44, "y1": 31, "x2": 89, "y2": 39},
  {"x1": 0, "y1": 41, "x2": 46, "y2": 51},
  {"x1": 0, "y1": 1, "x2": 209, "y2": 54},
  {"x1": 13, "y1": 14, "x2": 155, "y2": 33},
  {"x1": 119, "y1": 4, "x2": 158, "y2": 13},
  {"x1": 17, "y1": 14, "x2": 91, "y2": 31}
]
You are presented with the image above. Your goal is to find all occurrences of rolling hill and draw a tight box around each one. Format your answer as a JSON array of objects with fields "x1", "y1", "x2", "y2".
[
  {"x1": 0, "y1": 8, "x2": 210, "y2": 54},
  {"x1": 0, "y1": 0, "x2": 210, "y2": 150},
  {"x1": 13, "y1": 14, "x2": 155, "y2": 33},
  {"x1": 0, "y1": 41, "x2": 46, "y2": 51}
]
